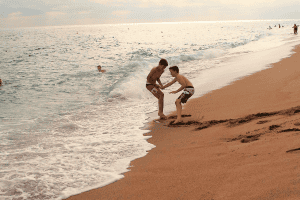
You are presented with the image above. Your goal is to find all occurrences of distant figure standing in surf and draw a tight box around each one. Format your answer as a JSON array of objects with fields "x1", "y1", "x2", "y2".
[
  {"x1": 161, "y1": 66, "x2": 194, "y2": 124},
  {"x1": 0, "y1": 79, "x2": 2, "y2": 86},
  {"x1": 146, "y1": 58, "x2": 168, "y2": 119},
  {"x1": 293, "y1": 24, "x2": 298, "y2": 34}
]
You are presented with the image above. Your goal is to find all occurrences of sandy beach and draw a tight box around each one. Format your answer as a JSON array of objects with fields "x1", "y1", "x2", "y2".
[{"x1": 65, "y1": 44, "x2": 300, "y2": 200}]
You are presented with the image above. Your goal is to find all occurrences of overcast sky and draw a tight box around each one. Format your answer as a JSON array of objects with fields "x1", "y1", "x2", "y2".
[{"x1": 0, "y1": 0, "x2": 299, "y2": 28}]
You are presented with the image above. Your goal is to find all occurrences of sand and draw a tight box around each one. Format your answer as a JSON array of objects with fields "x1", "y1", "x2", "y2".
[{"x1": 65, "y1": 45, "x2": 300, "y2": 200}]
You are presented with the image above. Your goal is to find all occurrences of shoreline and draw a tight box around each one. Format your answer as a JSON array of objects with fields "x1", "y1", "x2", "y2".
[
  {"x1": 146, "y1": 38, "x2": 299, "y2": 123},
  {"x1": 64, "y1": 44, "x2": 300, "y2": 200}
]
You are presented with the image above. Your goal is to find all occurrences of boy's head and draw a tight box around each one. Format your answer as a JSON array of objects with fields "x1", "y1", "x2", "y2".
[
  {"x1": 159, "y1": 58, "x2": 168, "y2": 68},
  {"x1": 169, "y1": 66, "x2": 179, "y2": 77}
]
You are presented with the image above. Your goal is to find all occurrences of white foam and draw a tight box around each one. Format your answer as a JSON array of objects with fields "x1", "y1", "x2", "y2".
[
  {"x1": 192, "y1": 35, "x2": 300, "y2": 95},
  {"x1": 58, "y1": 173, "x2": 124, "y2": 200}
]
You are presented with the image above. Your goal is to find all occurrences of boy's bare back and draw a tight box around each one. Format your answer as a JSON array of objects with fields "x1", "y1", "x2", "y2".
[{"x1": 175, "y1": 74, "x2": 193, "y2": 88}]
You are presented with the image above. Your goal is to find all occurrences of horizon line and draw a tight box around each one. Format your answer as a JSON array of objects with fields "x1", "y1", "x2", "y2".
[{"x1": 1, "y1": 18, "x2": 299, "y2": 29}]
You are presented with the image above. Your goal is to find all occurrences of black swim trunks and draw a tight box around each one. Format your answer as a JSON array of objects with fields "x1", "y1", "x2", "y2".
[
  {"x1": 146, "y1": 81, "x2": 159, "y2": 94},
  {"x1": 178, "y1": 86, "x2": 195, "y2": 104},
  {"x1": 146, "y1": 81, "x2": 153, "y2": 87}
]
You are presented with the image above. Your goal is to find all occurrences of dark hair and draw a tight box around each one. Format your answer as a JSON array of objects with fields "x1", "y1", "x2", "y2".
[
  {"x1": 169, "y1": 66, "x2": 179, "y2": 73},
  {"x1": 159, "y1": 58, "x2": 168, "y2": 67}
]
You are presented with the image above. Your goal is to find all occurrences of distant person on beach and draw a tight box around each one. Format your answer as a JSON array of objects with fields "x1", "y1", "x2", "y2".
[
  {"x1": 279, "y1": 24, "x2": 281, "y2": 28},
  {"x1": 97, "y1": 65, "x2": 106, "y2": 73},
  {"x1": 293, "y1": 24, "x2": 298, "y2": 34},
  {"x1": 146, "y1": 58, "x2": 168, "y2": 119},
  {"x1": 0, "y1": 79, "x2": 2, "y2": 86},
  {"x1": 160, "y1": 66, "x2": 194, "y2": 124}
]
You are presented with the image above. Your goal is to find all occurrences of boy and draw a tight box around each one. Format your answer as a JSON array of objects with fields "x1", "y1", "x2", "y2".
[
  {"x1": 97, "y1": 65, "x2": 106, "y2": 73},
  {"x1": 161, "y1": 66, "x2": 194, "y2": 124},
  {"x1": 146, "y1": 58, "x2": 168, "y2": 119}
]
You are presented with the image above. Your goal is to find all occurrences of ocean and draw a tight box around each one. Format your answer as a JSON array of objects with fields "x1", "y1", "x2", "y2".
[{"x1": 1, "y1": 19, "x2": 300, "y2": 200}]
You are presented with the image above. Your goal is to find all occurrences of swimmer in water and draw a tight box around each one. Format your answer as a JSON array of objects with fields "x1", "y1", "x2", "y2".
[{"x1": 97, "y1": 65, "x2": 106, "y2": 73}]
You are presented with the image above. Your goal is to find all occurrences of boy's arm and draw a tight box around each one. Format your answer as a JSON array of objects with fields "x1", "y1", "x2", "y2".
[
  {"x1": 157, "y1": 78, "x2": 163, "y2": 87},
  {"x1": 161, "y1": 78, "x2": 177, "y2": 89},
  {"x1": 170, "y1": 85, "x2": 185, "y2": 94}
]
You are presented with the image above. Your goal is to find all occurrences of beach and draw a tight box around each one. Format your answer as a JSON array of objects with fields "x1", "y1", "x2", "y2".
[
  {"x1": 65, "y1": 44, "x2": 300, "y2": 200},
  {"x1": 1, "y1": 21, "x2": 300, "y2": 200}
]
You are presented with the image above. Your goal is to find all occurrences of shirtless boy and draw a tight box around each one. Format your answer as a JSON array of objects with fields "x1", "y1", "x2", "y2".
[
  {"x1": 146, "y1": 58, "x2": 168, "y2": 119},
  {"x1": 161, "y1": 66, "x2": 194, "y2": 124}
]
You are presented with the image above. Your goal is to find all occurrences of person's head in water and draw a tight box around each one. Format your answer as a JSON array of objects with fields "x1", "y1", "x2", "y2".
[
  {"x1": 159, "y1": 58, "x2": 168, "y2": 68},
  {"x1": 97, "y1": 65, "x2": 106, "y2": 73},
  {"x1": 169, "y1": 66, "x2": 179, "y2": 77}
]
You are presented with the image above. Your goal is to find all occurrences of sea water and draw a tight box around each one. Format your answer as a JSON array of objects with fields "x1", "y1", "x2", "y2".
[{"x1": 1, "y1": 19, "x2": 300, "y2": 200}]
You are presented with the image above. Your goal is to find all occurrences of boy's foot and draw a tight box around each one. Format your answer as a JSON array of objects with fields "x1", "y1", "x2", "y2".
[
  {"x1": 168, "y1": 120, "x2": 185, "y2": 126},
  {"x1": 173, "y1": 119, "x2": 183, "y2": 124},
  {"x1": 158, "y1": 113, "x2": 168, "y2": 120},
  {"x1": 160, "y1": 115, "x2": 168, "y2": 120}
]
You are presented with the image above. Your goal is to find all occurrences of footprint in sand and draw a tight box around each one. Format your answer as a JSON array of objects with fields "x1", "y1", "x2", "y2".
[{"x1": 286, "y1": 148, "x2": 300, "y2": 153}]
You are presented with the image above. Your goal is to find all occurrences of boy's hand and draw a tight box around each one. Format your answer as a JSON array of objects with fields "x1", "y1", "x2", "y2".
[{"x1": 170, "y1": 91, "x2": 177, "y2": 94}]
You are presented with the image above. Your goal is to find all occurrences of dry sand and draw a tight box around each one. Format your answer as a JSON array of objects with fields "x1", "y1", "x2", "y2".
[{"x1": 65, "y1": 45, "x2": 300, "y2": 200}]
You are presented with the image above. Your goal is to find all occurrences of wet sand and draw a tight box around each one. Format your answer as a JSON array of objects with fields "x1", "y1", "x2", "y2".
[{"x1": 65, "y1": 45, "x2": 300, "y2": 200}]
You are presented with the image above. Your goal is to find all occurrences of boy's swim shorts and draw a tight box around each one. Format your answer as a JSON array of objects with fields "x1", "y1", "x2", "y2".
[{"x1": 178, "y1": 86, "x2": 194, "y2": 104}]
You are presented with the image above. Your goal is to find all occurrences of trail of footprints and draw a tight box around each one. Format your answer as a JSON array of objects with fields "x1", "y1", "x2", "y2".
[{"x1": 166, "y1": 106, "x2": 300, "y2": 153}]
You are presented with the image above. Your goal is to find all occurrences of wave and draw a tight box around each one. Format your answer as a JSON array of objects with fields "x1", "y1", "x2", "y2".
[
  {"x1": 106, "y1": 31, "x2": 278, "y2": 104},
  {"x1": 108, "y1": 66, "x2": 150, "y2": 101}
]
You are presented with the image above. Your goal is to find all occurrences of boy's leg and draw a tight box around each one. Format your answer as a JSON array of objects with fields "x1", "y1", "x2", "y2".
[
  {"x1": 158, "y1": 92, "x2": 165, "y2": 118},
  {"x1": 174, "y1": 99, "x2": 182, "y2": 123},
  {"x1": 146, "y1": 85, "x2": 167, "y2": 119},
  {"x1": 174, "y1": 87, "x2": 194, "y2": 123}
]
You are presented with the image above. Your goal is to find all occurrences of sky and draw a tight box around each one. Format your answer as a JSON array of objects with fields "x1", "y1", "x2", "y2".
[{"x1": 0, "y1": 0, "x2": 299, "y2": 28}]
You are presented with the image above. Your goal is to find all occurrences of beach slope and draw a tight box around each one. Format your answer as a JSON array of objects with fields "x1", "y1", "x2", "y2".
[{"x1": 65, "y1": 45, "x2": 300, "y2": 200}]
